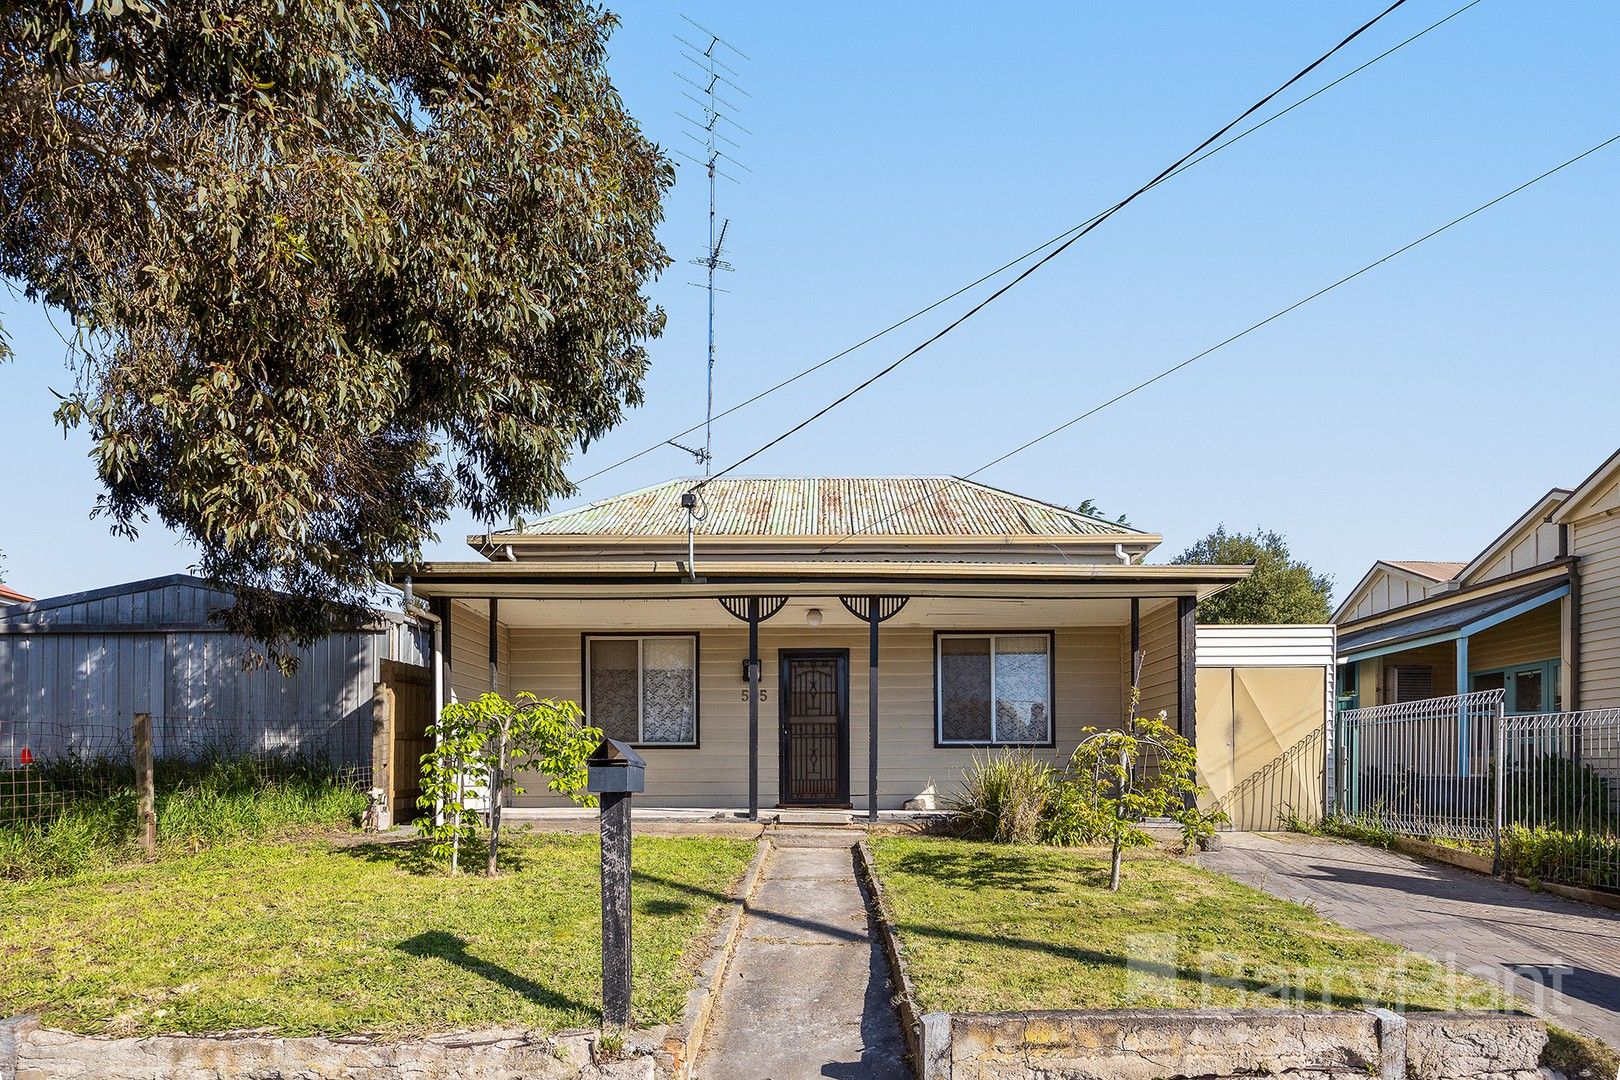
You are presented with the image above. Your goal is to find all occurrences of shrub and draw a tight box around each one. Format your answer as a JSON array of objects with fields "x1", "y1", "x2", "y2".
[
  {"x1": 1068, "y1": 710, "x2": 1224, "y2": 890},
  {"x1": 1502, "y1": 754, "x2": 1619, "y2": 834},
  {"x1": 947, "y1": 751, "x2": 1056, "y2": 845},
  {"x1": 1500, "y1": 823, "x2": 1620, "y2": 892}
]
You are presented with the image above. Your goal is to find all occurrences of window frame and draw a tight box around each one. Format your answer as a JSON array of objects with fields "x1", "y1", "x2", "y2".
[
  {"x1": 1470, "y1": 658, "x2": 1561, "y2": 715},
  {"x1": 933, "y1": 630, "x2": 1057, "y2": 748},
  {"x1": 581, "y1": 632, "x2": 702, "y2": 749}
]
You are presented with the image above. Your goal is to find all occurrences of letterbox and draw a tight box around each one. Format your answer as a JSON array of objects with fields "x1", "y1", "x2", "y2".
[{"x1": 586, "y1": 738, "x2": 646, "y2": 794}]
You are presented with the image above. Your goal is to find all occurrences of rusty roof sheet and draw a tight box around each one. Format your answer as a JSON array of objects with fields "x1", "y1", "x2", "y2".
[{"x1": 504, "y1": 477, "x2": 1145, "y2": 538}]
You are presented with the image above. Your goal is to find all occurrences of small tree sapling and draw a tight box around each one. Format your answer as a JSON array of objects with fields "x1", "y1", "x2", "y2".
[
  {"x1": 1069, "y1": 689, "x2": 1226, "y2": 891},
  {"x1": 418, "y1": 692, "x2": 600, "y2": 874}
]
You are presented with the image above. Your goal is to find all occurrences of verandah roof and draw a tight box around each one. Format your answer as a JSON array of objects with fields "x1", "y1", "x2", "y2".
[
  {"x1": 1336, "y1": 577, "x2": 1570, "y2": 662},
  {"x1": 396, "y1": 559, "x2": 1249, "y2": 601}
]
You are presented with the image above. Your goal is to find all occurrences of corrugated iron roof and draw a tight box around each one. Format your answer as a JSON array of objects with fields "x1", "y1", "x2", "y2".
[
  {"x1": 503, "y1": 477, "x2": 1145, "y2": 538},
  {"x1": 1384, "y1": 560, "x2": 1467, "y2": 582},
  {"x1": 1337, "y1": 577, "x2": 1566, "y2": 655}
]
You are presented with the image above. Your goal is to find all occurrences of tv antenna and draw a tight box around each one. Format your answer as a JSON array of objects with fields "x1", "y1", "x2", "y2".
[{"x1": 674, "y1": 15, "x2": 750, "y2": 474}]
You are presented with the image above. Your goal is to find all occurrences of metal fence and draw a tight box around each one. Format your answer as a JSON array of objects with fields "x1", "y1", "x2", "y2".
[
  {"x1": 1211, "y1": 726, "x2": 1325, "y2": 832},
  {"x1": 1336, "y1": 691, "x2": 1620, "y2": 891},
  {"x1": 1, "y1": 710, "x2": 373, "y2": 829}
]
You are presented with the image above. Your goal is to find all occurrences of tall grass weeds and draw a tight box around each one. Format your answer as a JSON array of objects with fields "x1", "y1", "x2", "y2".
[{"x1": 0, "y1": 755, "x2": 367, "y2": 880}]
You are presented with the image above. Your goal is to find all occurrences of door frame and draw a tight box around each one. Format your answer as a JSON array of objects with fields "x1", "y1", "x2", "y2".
[{"x1": 777, "y1": 649, "x2": 851, "y2": 807}]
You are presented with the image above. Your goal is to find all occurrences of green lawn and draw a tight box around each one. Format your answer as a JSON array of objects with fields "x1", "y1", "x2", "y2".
[
  {"x1": 0, "y1": 831, "x2": 755, "y2": 1037},
  {"x1": 869, "y1": 836, "x2": 1509, "y2": 1015}
]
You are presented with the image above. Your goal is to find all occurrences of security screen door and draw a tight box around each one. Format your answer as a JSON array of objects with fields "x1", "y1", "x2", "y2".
[{"x1": 779, "y1": 651, "x2": 849, "y2": 806}]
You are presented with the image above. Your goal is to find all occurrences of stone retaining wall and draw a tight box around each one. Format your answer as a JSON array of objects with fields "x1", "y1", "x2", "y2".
[
  {"x1": 0, "y1": 1016, "x2": 657, "y2": 1080},
  {"x1": 919, "y1": 1008, "x2": 1547, "y2": 1080}
]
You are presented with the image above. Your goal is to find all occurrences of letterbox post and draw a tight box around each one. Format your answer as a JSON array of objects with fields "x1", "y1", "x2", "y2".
[{"x1": 586, "y1": 737, "x2": 645, "y2": 1030}]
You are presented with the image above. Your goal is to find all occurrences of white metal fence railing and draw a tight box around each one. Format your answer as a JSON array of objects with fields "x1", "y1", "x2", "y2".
[
  {"x1": 1336, "y1": 690, "x2": 1506, "y2": 843},
  {"x1": 1336, "y1": 691, "x2": 1620, "y2": 892}
]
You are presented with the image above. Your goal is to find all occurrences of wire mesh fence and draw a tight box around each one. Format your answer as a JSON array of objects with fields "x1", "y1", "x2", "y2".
[
  {"x1": 1, "y1": 711, "x2": 373, "y2": 830},
  {"x1": 1336, "y1": 689, "x2": 1505, "y2": 842},
  {"x1": 1336, "y1": 691, "x2": 1620, "y2": 892}
]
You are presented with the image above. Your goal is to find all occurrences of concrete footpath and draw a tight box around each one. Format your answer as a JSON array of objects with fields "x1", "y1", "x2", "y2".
[
  {"x1": 1198, "y1": 831, "x2": 1620, "y2": 1046},
  {"x1": 697, "y1": 830, "x2": 910, "y2": 1080}
]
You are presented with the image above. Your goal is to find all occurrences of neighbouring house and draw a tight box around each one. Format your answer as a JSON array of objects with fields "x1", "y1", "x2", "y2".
[
  {"x1": 0, "y1": 575, "x2": 433, "y2": 808},
  {"x1": 1333, "y1": 446, "x2": 1620, "y2": 715},
  {"x1": 0, "y1": 582, "x2": 31, "y2": 606},
  {"x1": 402, "y1": 476, "x2": 1333, "y2": 820}
]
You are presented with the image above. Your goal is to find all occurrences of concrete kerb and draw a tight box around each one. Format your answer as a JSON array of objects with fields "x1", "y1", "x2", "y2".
[
  {"x1": 663, "y1": 834, "x2": 773, "y2": 1079},
  {"x1": 855, "y1": 839, "x2": 925, "y2": 1077}
]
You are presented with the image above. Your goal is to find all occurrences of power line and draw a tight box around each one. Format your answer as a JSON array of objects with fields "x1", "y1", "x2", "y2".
[
  {"x1": 569, "y1": 0, "x2": 1479, "y2": 490},
  {"x1": 690, "y1": 0, "x2": 1413, "y2": 491},
  {"x1": 815, "y1": 132, "x2": 1620, "y2": 552}
]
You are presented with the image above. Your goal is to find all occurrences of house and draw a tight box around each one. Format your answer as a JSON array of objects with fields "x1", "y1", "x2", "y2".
[
  {"x1": 0, "y1": 583, "x2": 31, "y2": 606},
  {"x1": 399, "y1": 476, "x2": 1328, "y2": 818},
  {"x1": 0, "y1": 575, "x2": 433, "y2": 810},
  {"x1": 1333, "y1": 446, "x2": 1620, "y2": 715}
]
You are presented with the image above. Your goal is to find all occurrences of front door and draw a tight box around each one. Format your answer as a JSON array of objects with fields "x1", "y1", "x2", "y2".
[{"x1": 778, "y1": 651, "x2": 850, "y2": 806}]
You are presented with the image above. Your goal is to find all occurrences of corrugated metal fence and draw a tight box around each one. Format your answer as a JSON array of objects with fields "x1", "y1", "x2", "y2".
[{"x1": 0, "y1": 576, "x2": 429, "y2": 770}]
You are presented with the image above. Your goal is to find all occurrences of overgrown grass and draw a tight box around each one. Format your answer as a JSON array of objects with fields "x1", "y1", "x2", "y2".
[
  {"x1": 947, "y1": 751, "x2": 1056, "y2": 844},
  {"x1": 1312, "y1": 814, "x2": 1620, "y2": 893},
  {"x1": 0, "y1": 831, "x2": 756, "y2": 1036},
  {"x1": 0, "y1": 756, "x2": 369, "y2": 880},
  {"x1": 869, "y1": 835, "x2": 1508, "y2": 1015},
  {"x1": 1545, "y1": 1025, "x2": 1620, "y2": 1080}
]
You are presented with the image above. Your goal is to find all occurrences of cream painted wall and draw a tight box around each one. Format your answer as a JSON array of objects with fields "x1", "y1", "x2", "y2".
[
  {"x1": 1571, "y1": 480, "x2": 1620, "y2": 709},
  {"x1": 1136, "y1": 599, "x2": 1181, "y2": 729},
  {"x1": 493, "y1": 618, "x2": 1129, "y2": 810},
  {"x1": 1342, "y1": 569, "x2": 1449, "y2": 623}
]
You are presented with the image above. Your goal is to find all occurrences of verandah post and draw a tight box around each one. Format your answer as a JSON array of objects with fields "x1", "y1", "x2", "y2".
[
  {"x1": 133, "y1": 711, "x2": 156, "y2": 858},
  {"x1": 748, "y1": 596, "x2": 760, "y2": 821},
  {"x1": 868, "y1": 596, "x2": 879, "y2": 823},
  {"x1": 1492, "y1": 696, "x2": 1507, "y2": 877}
]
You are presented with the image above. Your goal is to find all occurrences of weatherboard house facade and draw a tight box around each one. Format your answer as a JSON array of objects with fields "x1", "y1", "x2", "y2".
[
  {"x1": 404, "y1": 477, "x2": 1254, "y2": 815},
  {"x1": 1333, "y1": 446, "x2": 1620, "y2": 716}
]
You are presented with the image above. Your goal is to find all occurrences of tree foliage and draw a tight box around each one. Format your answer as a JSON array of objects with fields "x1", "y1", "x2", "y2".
[
  {"x1": 1063, "y1": 698, "x2": 1222, "y2": 891},
  {"x1": 1173, "y1": 525, "x2": 1332, "y2": 625},
  {"x1": 1071, "y1": 499, "x2": 1130, "y2": 527},
  {"x1": 417, "y1": 691, "x2": 599, "y2": 875},
  {"x1": 1, "y1": 2, "x2": 672, "y2": 665}
]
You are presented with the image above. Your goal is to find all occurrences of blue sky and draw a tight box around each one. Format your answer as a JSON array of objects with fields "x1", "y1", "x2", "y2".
[{"x1": 3, "y1": 1, "x2": 1617, "y2": 604}]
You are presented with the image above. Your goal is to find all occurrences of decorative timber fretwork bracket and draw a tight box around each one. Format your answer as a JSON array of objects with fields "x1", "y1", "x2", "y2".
[
  {"x1": 716, "y1": 596, "x2": 789, "y2": 623},
  {"x1": 837, "y1": 596, "x2": 909, "y2": 623}
]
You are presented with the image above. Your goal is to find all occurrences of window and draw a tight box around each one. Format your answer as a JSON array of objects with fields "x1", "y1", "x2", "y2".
[
  {"x1": 1385, "y1": 665, "x2": 1433, "y2": 704},
  {"x1": 936, "y1": 633, "x2": 1053, "y2": 745},
  {"x1": 1471, "y1": 660, "x2": 1560, "y2": 715},
  {"x1": 1337, "y1": 663, "x2": 1360, "y2": 712},
  {"x1": 585, "y1": 635, "x2": 699, "y2": 746}
]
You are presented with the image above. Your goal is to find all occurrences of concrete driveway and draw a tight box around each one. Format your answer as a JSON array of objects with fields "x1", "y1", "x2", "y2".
[{"x1": 1198, "y1": 832, "x2": 1620, "y2": 1046}]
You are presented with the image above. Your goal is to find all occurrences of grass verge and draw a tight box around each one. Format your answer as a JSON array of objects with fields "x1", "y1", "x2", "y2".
[
  {"x1": 868, "y1": 836, "x2": 1507, "y2": 1014},
  {"x1": 0, "y1": 830, "x2": 755, "y2": 1036}
]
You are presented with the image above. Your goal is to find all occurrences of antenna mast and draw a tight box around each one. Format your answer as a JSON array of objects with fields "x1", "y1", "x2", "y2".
[{"x1": 675, "y1": 16, "x2": 749, "y2": 474}]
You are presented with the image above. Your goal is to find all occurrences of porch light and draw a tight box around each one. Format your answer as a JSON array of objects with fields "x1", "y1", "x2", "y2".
[{"x1": 805, "y1": 607, "x2": 823, "y2": 627}]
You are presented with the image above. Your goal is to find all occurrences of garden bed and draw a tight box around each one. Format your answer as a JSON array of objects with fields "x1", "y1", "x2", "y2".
[
  {"x1": 866, "y1": 835, "x2": 1507, "y2": 1014},
  {"x1": 0, "y1": 831, "x2": 756, "y2": 1037}
]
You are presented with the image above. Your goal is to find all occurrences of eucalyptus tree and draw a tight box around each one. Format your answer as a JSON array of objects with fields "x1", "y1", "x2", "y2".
[{"x1": 1, "y1": 2, "x2": 672, "y2": 666}]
